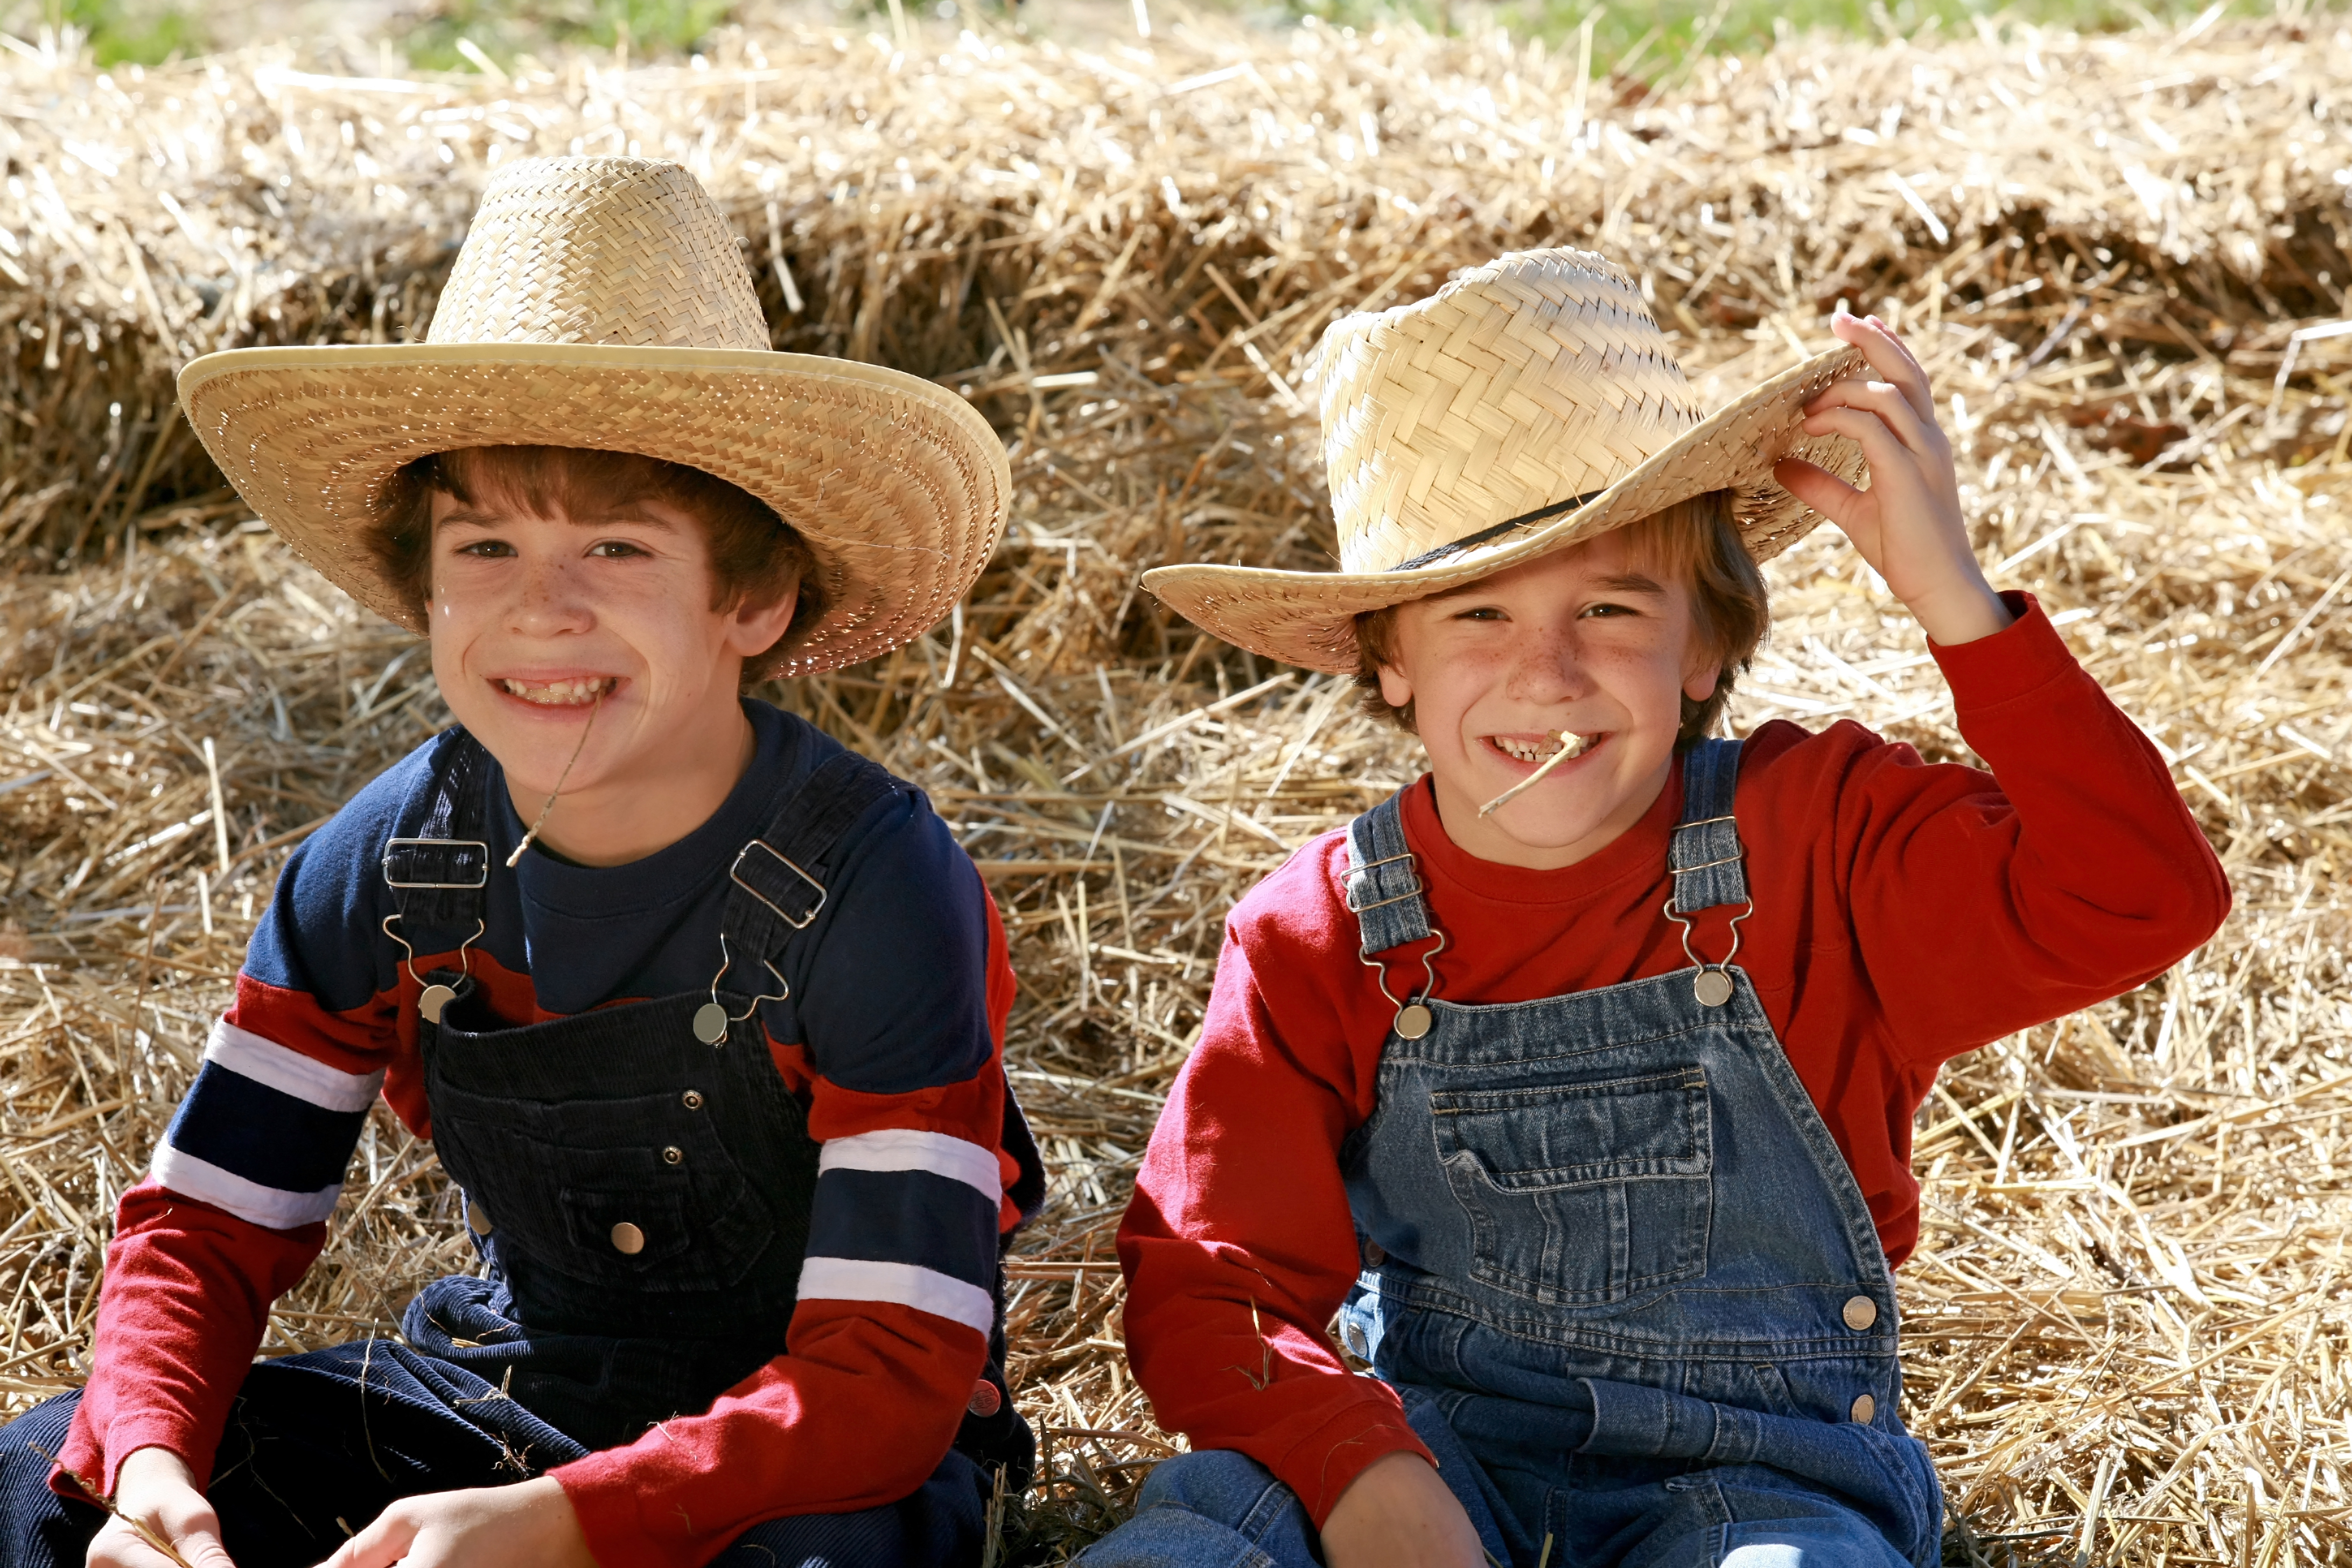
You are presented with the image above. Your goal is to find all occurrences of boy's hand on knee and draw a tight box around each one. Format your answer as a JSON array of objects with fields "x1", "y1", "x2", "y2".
[
  {"x1": 90, "y1": 1447, "x2": 236, "y2": 1568},
  {"x1": 1774, "y1": 311, "x2": 2013, "y2": 648},
  {"x1": 316, "y1": 1477, "x2": 593, "y2": 1568},
  {"x1": 1319, "y1": 1451, "x2": 1487, "y2": 1568}
]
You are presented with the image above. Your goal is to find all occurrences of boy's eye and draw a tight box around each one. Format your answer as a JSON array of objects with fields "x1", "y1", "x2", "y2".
[
  {"x1": 589, "y1": 540, "x2": 649, "y2": 559},
  {"x1": 1451, "y1": 605, "x2": 1507, "y2": 621},
  {"x1": 1581, "y1": 600, "x2": 1639, "y2": 618},
  {"x1": 452, "y1": 538, "x2": 513, "y2": 559}
]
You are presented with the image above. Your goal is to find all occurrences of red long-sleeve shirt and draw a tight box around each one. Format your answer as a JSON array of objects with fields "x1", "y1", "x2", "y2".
[{"x1": 1117, "y1": 597, "x2": 2229, "y2": 1527}]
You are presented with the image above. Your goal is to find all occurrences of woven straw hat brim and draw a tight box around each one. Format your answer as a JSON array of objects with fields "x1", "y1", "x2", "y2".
[
  {"x1": 178, "y1": 341, "x2": 1011, "y2": 679},
  {"x1": 1143, "y1": 344, "x2": 1870, "y2": 675}
]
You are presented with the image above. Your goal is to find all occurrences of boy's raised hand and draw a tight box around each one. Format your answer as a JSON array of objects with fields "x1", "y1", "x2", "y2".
[
  {"x1": 313, "y1": 1478, "x2": 593, "y2": 1568},
  {"x1": 1773, "y1": 311, "x2": 2014, "y2": 648},
  {"x1": 1319, "y1": 1451, "x2": 1488, "y2": 1568}
]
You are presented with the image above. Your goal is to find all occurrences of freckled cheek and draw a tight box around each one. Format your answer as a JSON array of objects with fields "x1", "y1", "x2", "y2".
[
  {"x1": 1600, "y1": 653, "x2": 1693, "y2": 725},
  {"x1": 1434, "y1": 643, "x2": 1513, "y2": 693}
]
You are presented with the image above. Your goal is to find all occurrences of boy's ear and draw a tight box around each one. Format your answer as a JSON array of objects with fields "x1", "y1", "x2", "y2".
[
  {"x1": 1682, "y1": 661, "x2": 1722, "y2": 704},
  {"x1": 1376, "y1": 662, "x2": 1414, "y2": 710},
  {"x1": 724, "y1": 581, "x2": 801, "y2": 657}
]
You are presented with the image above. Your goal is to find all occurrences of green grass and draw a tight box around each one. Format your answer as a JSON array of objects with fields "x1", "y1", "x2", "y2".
[
  {"x1": 11, "y1": 0, "x2": 734, "y2": 69},
  {"x1": 17, "y1": 0, "x2": 2304, "y2": 74},
  {"x1": 1287, "y1": 0, "x2": 2269, "y2": 69},
  {"x1": 398, "y1": 0, "x2": 737, "y2": 72},
  {"x1": 27, "y1": 0, "x2": 207, "y2": 64}
]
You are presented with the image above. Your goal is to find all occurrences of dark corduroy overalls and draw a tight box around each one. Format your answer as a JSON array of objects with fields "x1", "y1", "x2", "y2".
[{"x1": 1, "y1": 732, "x2": 1039, "y2": 1568}]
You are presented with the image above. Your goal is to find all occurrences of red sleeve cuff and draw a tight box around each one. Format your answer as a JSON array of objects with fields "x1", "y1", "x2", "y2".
[
  {"x1": 51, "y1": 1415, "x2": 211, "y2": 1504},
  {"x1": 552, "y1": 1458, "x2": 658, "y2": 1568},
  {"x1": 1265, "y1": 1396, "x2": 1437, "y2": 1529},
  {"x1": 1928, "y1": 591, "x2": 2074, "y2": 709}
]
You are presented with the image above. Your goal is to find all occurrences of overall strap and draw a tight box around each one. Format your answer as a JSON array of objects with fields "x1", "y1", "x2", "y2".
[
  {"x1": 381, "y1": 729, "x2": 494, "y2": 948},
  {"x1": 1342, "y1": 789, "x2": 1432, "y2": 957},
  {"x1": 1667, "y1": 737, "x2": 1748, "y2": 914},
  {"x1": 718, "y1": 749, "x2": 904, "y2": 992}
]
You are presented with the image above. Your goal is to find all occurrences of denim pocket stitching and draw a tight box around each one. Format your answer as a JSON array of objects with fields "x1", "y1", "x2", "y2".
[{"x1": 1431, "y1": 1067, "x2": 1714, "y2": 1306}]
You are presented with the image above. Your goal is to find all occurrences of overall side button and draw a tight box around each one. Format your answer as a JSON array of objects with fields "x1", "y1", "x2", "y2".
[
  {"x1": 611, "y1": 1222, "x2": 647, "y2": 1256},
  {"x1": 1849, "y1": 1392, "x2": 1877, "y2": 1423},
  {"x1": 1842, "y1": 1295, "x2": 1879, "y2": 1331}
]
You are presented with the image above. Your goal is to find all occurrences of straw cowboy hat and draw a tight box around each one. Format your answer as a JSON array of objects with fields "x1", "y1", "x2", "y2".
[
  {"x1": 1143, "y1": 248, "x2": 1872, "y2": 675},
  {"x1": 177, "y1": 156, "x2": 1009, "y2": 679}
]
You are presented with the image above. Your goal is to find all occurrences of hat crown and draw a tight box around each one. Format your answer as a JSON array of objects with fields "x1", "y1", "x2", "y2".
[
  {"x1": 1320, "y1": 248, "x2": 1703, "y2": 575},
  {"x1": 426, "y1": 157, "x2": 768, "y2": 351}
]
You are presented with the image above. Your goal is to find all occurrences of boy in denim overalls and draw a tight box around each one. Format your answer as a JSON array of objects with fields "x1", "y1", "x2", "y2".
[
  {"x1": 0, "y1": 158, "x2": 1041, "y2": 1568},
  {"x1": 1084, "y1": 250, "x2": 2227, "y2": 1567}
]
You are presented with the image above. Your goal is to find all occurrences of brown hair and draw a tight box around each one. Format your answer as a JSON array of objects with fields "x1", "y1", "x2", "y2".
[
  {"x1": 366, "y1": 445, "x2": 825, "y2": 685},
  {"x1": 1351, "y1": 488, "x2": 1768, "y2": 748}
]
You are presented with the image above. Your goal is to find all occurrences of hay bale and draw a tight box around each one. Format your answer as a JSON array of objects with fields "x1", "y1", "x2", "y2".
[{"x1": 1, "y1": 11, "x2": 2348, "y2": 1563}]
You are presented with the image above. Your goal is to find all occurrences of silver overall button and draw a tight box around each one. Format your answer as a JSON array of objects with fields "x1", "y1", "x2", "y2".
[
  {"x1": 1344, "y1": 1323, "x2": 1370, "y2": 1358},
  {"x1": 610, "y1": 1221, "x2": 646, "y2": 1256},
  {"x1": 1395, "y1": 1004, "x2": 1433, "y2": 1039},
  {"x1": 465, "y1": 1197, "x2": 493, "y2": 1236},
  {"x1": 418, "y1": 983, "x2": 458, "y2": 1024},
  {"x1": 662, "y1": 1146, "x2": 684, "y2": 1166},
  {"x1": 1692, "y1": 970, "x2": 1733, "y2": 1008},
  {"x1": 681, "y1": 1090, "x2": 705, "y2": 1111},
  {"x1": 1842, "y1": 1296, "x2": 1878, "y2": 1332},
  {"x1": 1849, "y1": 1392, "x2": 1876, "y2": 1424},
  {"x1": 692, "y1": 1003, "x2": 730, "y2": 1045}
]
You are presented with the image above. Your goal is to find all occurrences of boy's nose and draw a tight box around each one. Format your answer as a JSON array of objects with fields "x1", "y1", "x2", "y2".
[
  {"x1": 1506, "y1": 628, "x2": 1594, "y2": 700},
  {"x1": 507, "y1": 560, "x2": 595, "y2": 634}
]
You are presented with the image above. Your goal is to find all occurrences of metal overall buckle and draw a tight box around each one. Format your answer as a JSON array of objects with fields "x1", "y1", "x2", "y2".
[
  {"x1": 1349, "y1": 851, "x2": 1447, "y2": 1039},
  {"x1": 692, "y1": 841, "x2": 824, "y2": 1045},
  {"x1": 382, "y1": 837, "x2": 489, "y2": 1024},
  {"x1": 1663, "y1": 814, "x2": 1749, "y2": 1008}
]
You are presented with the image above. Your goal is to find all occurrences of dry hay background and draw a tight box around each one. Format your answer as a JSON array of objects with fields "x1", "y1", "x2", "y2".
[{"x1": 2, "y1": 4, "x2": 2351, "y2": 1562}]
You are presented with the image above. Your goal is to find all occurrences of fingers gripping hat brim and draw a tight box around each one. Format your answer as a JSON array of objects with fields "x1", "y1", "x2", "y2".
[
  {"x1": 177, "y1": 343, "x2": 1012, "y2": 680},
  {"x1": 1143, "y1": 344, "x2": 1871, "y2": 676}
]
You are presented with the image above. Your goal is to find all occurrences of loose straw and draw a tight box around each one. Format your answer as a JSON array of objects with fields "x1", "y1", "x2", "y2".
[
  {"x1": 4, "y1": 19, "x2": 2350, "y2": 1562},
  {"x1": 1479, "y1": 733, "x2": 1589, "y2": 816},
  {"x1": 506, "y1": 687, "x2": 604, "y2": 867}
]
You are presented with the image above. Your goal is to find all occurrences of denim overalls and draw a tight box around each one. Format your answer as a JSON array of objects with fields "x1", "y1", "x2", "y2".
[
  {"x1": 0, "y1": 731, "x2": 1032, "y2": 1568},
  {"x1": 1084, "y1": 740, "x2": 1942, "y2": 1568}
]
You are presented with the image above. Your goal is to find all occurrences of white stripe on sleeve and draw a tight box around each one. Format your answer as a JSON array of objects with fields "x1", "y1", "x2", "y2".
[
  {"x1": 151, "y1": 1143, "x2": 342, "y2": 1230},
  {"x1": 204, "y1": 1019, "x2": 386, "y2": 1114},
  {"x1": 817, "y1": 1128, "x2": 1001, "y2": 1202},
  {"x1": 796, "y1": 1256, "x2": 996, "y2": 1335}
]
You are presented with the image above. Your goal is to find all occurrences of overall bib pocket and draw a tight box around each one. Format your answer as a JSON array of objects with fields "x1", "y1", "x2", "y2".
[
  {"x1": 1430, "y1": 1066, "x2": 1713, "y2": 1305},
  {"x1": 431, "y1": 1081, "x2": 780, "y2": 1292}
]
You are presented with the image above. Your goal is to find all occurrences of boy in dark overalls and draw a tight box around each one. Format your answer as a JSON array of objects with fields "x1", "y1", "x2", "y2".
[
  {"x1": 1084, "y1": 250, "x2": 2228, "y2": 1567},
  {"x1": 0, "y1": 158, "x2": 1042, "y2": 1568}
]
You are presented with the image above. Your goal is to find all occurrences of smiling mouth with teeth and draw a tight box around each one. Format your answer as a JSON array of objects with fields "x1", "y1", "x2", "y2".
[
  {"x1": 498, "y1": 677, "x2": 617, "y2": 707},
  {"x1": 1478, "y1": 730, "x2": 1602, "y2": 816},
  {"x1": 1491, "y1": 731, "x2": 1595, "y2": 766}
]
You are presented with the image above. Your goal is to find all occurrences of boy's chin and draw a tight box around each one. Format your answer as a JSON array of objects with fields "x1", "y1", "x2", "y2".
[
  {"x1": 1482, "y1": 802, "x2": 1622, "y2": 852},
  {"x1": 492, "y1": 747, "x2": 614, "y2": 799}
]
